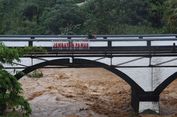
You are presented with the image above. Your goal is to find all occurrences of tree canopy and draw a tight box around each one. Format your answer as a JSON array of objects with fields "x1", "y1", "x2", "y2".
[{"x1": 0, "y1": 0, "x2": 176, "y2": 34}]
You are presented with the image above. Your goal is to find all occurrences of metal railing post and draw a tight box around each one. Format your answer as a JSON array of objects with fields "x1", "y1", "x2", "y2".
[
  {"x1": 147, "y1": 40, "x2": 152, "y2": 66},
  {"x1": 108, "y1": 41, "x2": 112, "y2": 48},
  {"x1": 29, "y1": 36, "x2": 35, "y2": 47},
  {"x1": 107, "y1": 39, "x2": 112, "y2": 57},
  {"x1": 173, "y1": 43, "x2": 176, "y2": 52}
]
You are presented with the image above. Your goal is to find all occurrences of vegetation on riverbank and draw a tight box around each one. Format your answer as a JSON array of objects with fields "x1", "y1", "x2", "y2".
[{"x1": 0, "y1": 0, "x2": 176, "y2": 35}]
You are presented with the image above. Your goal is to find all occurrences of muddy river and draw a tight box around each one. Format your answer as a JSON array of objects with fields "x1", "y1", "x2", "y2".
[{"x1": 19, "y1": 68, "x2": 177, "y2": 117}]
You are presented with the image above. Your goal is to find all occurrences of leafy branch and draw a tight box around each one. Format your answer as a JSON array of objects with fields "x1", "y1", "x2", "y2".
[{"x1": 0, "y1": 43, "x2": 45, "y2": 116}]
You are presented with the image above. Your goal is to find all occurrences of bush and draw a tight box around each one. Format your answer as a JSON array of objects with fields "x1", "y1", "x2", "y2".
[{"x1": 27, "y1": 70, "x2": 43, "y2": 78}]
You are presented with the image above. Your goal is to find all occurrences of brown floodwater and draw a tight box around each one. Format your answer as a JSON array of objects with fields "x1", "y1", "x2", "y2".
[{"x1": 19, "y1": 68, "x2": 177, "y2": 117}]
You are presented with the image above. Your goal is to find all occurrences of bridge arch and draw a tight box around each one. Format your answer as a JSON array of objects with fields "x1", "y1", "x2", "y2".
[
  {"x1": 154, "y1": 72, "x2": 177, "y2": 95},
  {"x1": 15, "y1": 58, "x2": 144, "y2": 93}
]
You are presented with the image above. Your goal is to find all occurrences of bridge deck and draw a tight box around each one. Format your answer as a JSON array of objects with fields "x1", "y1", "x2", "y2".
[
  {"x1": 1, "y1": 35, "x2": 177, "y2": 58},
  {"x1": 22, "y1": 46, "x2": 177, "y2": 57}
]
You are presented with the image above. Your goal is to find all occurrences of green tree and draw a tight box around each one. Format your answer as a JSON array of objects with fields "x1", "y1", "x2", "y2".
[
  {"x1": 163, "y1": 0, "x2": 177, "y2": 33},
  {"x1": 0, "y1": 43, "x2": 32, "y2": 116},
  {"x1": 0, "y1": 0, "x2": 171, "y2": 34},
  {"x1": 148, "y1": 0, "x2": 165, "y2": 27},
  {"x1": 40, "y1": 3, "x2": 85, "y2": 34},
  {"x1": 83, "y1": 0, "x2": 120, "y2": 34},
  {"x1": 82, "y1": 0, "x2": 155, "y2": 34}
]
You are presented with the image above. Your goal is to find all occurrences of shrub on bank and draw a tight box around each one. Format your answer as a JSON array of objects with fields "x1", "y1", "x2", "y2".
[{"x1": 27, "y1": 70, "x2": 43, "y2": 78}]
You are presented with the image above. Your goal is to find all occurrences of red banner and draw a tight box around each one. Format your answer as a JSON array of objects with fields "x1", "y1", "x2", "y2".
[{"x1": 52, "y1": 41, "x2": 89, "y2": 50}]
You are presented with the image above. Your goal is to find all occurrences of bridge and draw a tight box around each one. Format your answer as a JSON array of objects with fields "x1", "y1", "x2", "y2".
[{"x1": 1, "y1": 34, "x2": 177, "y2": 113}]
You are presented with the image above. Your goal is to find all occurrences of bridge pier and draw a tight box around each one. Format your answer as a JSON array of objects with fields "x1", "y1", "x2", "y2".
[{"x1": 131, "y1": 88, "x2": 160, "y2": 113}]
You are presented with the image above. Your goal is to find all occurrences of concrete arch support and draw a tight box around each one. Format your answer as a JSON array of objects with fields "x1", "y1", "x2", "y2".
[
  {"x1": 15, "y1": 58, "x2": 148, "y2": 113},
  {"x1": 155, "y1": 72, "x2": 177, "y2": 95}
]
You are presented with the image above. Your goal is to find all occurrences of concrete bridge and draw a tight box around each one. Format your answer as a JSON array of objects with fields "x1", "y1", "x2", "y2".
[{"x1": 1, "y1": 34, "x2": 177, "y2": 113}]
